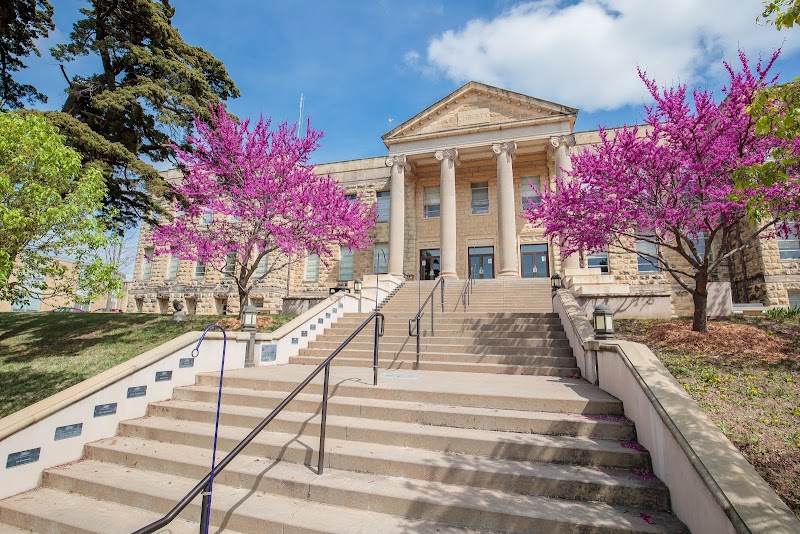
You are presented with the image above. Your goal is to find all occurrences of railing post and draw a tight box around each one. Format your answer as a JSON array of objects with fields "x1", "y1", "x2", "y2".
[
  {"x1": 373, "y1": 315, "x2": 381, "y2": 386},
  {"x1": 440, "y1": 279, "x2": 444, "y2": 313},
  {"x1": 199, "y1": 486, "x2": 211, "y2": 534},
  {"x1": 431, "y1": 296, "x2": 435, "y2": 336},
  {"x1": 318, "y1": 362, "x2": 330, "y2": 475},
  {"x1": 415, "y1": 315, "x2": 421, "y2": 369}
]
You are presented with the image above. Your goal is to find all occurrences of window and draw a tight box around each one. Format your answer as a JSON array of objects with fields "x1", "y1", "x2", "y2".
[
  {"x1": 253, "y1": 254, "x2": 268, "y2": 278},
  {"x1": 376, "y1": 191, "x2": 390, "y2": 222},
  {"x1": 304, "y1": 254, "x2": 319, "y2": 282},
  {"x1": 788, "y1": 291, "x2": 800, "y2": 308},
  {"x1": 587, "y1": 250, "x2": 609, "y2": 273},
  {"x1": 691, "y1": 232, "x2": 714, "y2": 263},
  {"x1": 200, "y1": 211, "x2": 213, "y2": 226},
  {"x1": 424, "y1": 186, "x2": 440, "y2": 218},
  {"x1": 252, "y1": 297, "x2": 264, "y2": 309},
  {"x1": 142, "y1": 247, "x2": 154, "y2": 281},
  {"x1": 778, "y1": 223, "x2": 800, "y2": 260},
  {"x1": 346, "y1": 193, "x2": 357, "y2": 203},
  {"x1": 373, "y1": 244, "x2": 388, "y2": 274},
  {"x1": 195, "y1": 261, "x2": 206, "y2": 279},
  {"x1": 471, "y1": 182, "x2": 489, "y2": 214},
  {"x1": 521, "y1": 177, "x2": 542, "y2": 208},
  {"x1": 339, "y1": 247, "x2": 354, "y2": 281},
  {"x1": 222, "y1": 252, "x2": 236, "y2": 279},
  {"x1": 166, "y1": 256, "x2": 180, "y2": 280},
  {"x1": 636, "y1": 234, "x2": 660, "y2": 272}
]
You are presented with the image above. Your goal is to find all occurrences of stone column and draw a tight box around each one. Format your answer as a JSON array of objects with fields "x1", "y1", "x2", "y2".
[
  {"x1": 385, "y1": 154, "x2": 409, "y2": 278},
  {"x1": 435, "y1": 148, "x2": 460, "y2": 279},
  {"x1": 492, "y1": 141, "x2": 519, "y2": 278},
  {"x1": 550, "y1": 135, "x2": 580, "y2": 272}
]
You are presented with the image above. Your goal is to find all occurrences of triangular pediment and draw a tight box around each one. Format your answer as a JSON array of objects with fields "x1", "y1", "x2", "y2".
[{"x1": 382, "y1": 81, "x2": 578, "y2": 146}]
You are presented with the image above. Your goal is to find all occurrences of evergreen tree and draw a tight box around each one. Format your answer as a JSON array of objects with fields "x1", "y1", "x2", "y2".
[{"x1": 0, "y1": 0, "x2": 54, "y2": 109}]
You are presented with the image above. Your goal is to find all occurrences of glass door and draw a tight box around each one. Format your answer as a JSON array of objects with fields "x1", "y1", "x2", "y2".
[
  {"x1": 419, "y1": 249, "x2": 441, "y2": 280},
  {"x1": 468, "y1": 246, "x2": 494, "y2": 279},
  {"x1": 521, "y1": 244, "x2": 549, "y2": 278}
]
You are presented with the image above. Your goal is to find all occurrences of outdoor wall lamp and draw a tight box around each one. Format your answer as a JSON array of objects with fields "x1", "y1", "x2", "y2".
[
  {"x1": 242, "y1": 304, "x2": 258, "y2": 368},
  {"x1": 551, "y1": 273, "x2": 562, "y2": 292},
  {"x1": 593, "y1": 304, "x2": 615, "y2": 340},
  {"x1": 354, "y1": 279, "x2": 362, "y2": 294}
]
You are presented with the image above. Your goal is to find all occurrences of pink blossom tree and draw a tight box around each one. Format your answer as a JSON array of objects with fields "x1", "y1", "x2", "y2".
[
  {"x1": 525, "y1": 51, "x2": 800, "y2": 332},
  {"x1": 152, "y1": 104, "x2": 375, "y2": 315}
]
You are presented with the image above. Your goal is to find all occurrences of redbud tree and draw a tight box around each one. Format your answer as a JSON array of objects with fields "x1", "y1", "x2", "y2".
[
  {"x1": 525, "y1": 51, "x2": 800, "y2": 332},
  {"x1": 152, "y1": 105, "x2": 375, "y2": 315}
]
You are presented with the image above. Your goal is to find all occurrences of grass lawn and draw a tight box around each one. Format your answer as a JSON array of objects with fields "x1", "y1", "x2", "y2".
[
  {"x1": 0, "y1": 312, "x2": 295, "y2": 419},
  {"x1": 617, "y1": 316, "x2": 800, "y2": 517}
]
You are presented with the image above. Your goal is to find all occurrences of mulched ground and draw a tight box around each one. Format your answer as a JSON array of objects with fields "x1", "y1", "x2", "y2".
[{"x1": 616, "y1": 317, "x2": 800, "y2": 517}]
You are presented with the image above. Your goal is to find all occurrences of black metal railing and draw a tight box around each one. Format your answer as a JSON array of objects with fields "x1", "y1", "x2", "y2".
[
  {"x1": 408, "y1": 277, "x2": 445, "y2": 369},
  {"x1": 460, "y1": 268, "x2": 475, "y2": 311},
  {"x1": 133, "y1": 311, "x2": 385, "y2": 534}
]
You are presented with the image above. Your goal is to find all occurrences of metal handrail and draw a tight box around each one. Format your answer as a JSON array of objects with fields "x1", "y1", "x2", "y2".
[
  {"x1": 407, "y1": 277, "x2": 445, "y2": 369},
  {"x1": 133, "y1": 311, "x2": 385, "y2": 534},
  {"x1": 460, "y1": 268, "x2": 475, "y2": 312}
]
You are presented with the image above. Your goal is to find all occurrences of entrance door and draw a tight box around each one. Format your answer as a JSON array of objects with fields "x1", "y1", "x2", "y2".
[
  {"x1": 468, "y1": 246, "x2": 494, "y2": 279},
  {"x1": 419, "y1": 249, "x2": 441, "y2": 280},
  {"x1": 521, "y1": 244, "x2": 549, "y2": 278}
]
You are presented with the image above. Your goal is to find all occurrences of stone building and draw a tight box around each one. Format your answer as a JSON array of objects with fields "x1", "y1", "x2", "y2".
[{"x1": 127, "y1": 82, "x2": 800, "y2": 315}]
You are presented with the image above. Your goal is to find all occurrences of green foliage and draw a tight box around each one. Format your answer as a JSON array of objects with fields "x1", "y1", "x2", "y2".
[
  {"x1": 761, "y1": 0, "x2": 800, "y2": 29},
  {"x1": 0, "y1": 0, "x2": 54, "y2": 109},
  {"x1": 51, "y1": 0, "x2": 240, "y2": 227},
  {"x1": 0, "y1": 111, "x2": 121, "y2": 305},
  {"x1": 765, "y1": 305, "x2": 800, "y2": 321}
]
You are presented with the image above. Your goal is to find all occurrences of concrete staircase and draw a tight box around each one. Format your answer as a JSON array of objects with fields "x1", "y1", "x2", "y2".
[{"x1": 0, "y1": 279, "x2": 688, "y2": 533}]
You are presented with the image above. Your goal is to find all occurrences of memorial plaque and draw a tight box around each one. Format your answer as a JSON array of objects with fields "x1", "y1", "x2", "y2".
[
  {"x1": 260, "y1": 344, "x2": 277, "y2": 363},
  {"x1": 155, "y1": 370, "x2": 173, "y2": 382},
  {"x1": 54, "y1": 423, "x2": 83, "y2": 441},
  {"x1": 6, "y1": 448, "x2": 40, "y2": 468},
  {"x1": 94, "y1": 402, "x2": 117, "y2": 417},
  {"x1": 179, "y1": 357, "x2": 194, "y2": 368},
  {"x1": 127, "y1": 385, "x2": 147, "y2": 399}
]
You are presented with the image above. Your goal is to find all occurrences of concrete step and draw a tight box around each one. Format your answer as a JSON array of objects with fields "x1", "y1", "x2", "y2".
[
  {"x1": 0, "y1": 486, "x2": 216, "y2": 534},
  {"x1": 115, "y1": 419, "x2": 668, "y2": 509},
  {"x1": 146, "y1": 400, "x2": 644, "y2": 469},
  {"x1": 79, "y1": 442, "x2": 687, "y2": 534},
  {"x1": 325, "y1": 323, "x2": 567, "y2": 335},
  {"x1": 319, "y1": 331, "x2": 569, "y2": 343},
  {"x1": 39, "y1": 460, "x2": 494, "y2": 534},
  {"x1": 197, "y1": 365, "x2": 623, "y2": 414},
  {"x1": 335, "y1": 315, "x2": 562, "y2": 325},
  {"x1": 289, "y1": 355, "x2": 581, "y2": 376},
  {"x1": 298, "y1": 345, "x2": 576, "y2": 363},
  {"x1": 174, "y1": 385, "x2": 636, "y2": 440}
]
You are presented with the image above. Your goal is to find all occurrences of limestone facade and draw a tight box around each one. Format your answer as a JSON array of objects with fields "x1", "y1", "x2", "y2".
[{"x1": 127, "y1": 81, "x2": 800, "y2": 314}]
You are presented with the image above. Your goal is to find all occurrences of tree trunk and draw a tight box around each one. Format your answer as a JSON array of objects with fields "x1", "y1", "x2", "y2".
[
  {"x1": 238, "y1": 287, "x2": 249, "y2": 320},
  {"x1": 692, "y1": 271, "x2": 709, "y2": 333}
]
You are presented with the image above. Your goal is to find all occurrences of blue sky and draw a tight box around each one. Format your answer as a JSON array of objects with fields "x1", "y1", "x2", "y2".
[{"x1": 20, "y1": 0, "x2": 800, "y2": 165}]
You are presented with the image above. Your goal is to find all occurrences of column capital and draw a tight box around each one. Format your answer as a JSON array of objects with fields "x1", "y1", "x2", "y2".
[
  {"x1": 385, "y1": 154, "x2": 410, "y2": 170},
  {"x1": 491, "y1": 140, "x2": 517, "y2": 158},
  {"x1": 548, "y1": 134, "x2": 576, "y2": 149},
  {"x1": 434, "y1": 148, "x2": 460, "y2": 165}
]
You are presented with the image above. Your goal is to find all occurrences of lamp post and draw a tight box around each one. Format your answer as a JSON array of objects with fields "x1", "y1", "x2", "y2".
[
  {"x1": 551, "y1": 273, "x2": 562, "y2": 293},
  {"x1": 242, "y1": 304, "x2": 258, "y2": 367},
  {"x1": 593, "y1": 304, "x2": 614, "y2": 340},
  {"x1": 354, "y1": 279, "x2": 362, "y2": 313}
]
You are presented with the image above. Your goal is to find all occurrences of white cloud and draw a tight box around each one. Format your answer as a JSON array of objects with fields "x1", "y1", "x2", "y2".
[{"x1": 419, "y1": 0, "x2": 798, "y2": 111}]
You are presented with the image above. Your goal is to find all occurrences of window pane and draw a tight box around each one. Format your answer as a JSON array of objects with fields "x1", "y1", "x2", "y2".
[
  {"x1": 424, "y1": 186, "x2": 440, "y2": 218},
  {"x1": 195, "y1": 261, "x2": 206, "y2": 278},
  {"x1": 587, "y1": 251, "x2": 609, "y2": 273},
  {"x1": 376, "y1": 191, "x2": 390, "y2": 222},
  {"x1": 304, "y1": 254, "x2": 319, "y2": 282},
  {"x1": 167, "y1": 256, "x2": 179, "y2": 280},
  {"x1": 373, "y1": 245, "x2": 388, "y2": 274},
  {"x1": 201, "y1": 211, "x2": 213, "y2": 225},
  {"x1": 778, "y1": 224, "x2": 800, "y2": 260},
  {"x1": 223, "y1": 253, "x2": 236, "y2": 279},
  {"x1": 636, "y1": 236, "x2": 660, "y2": 272},
  {"x1": 339, "y1": 247, "x2": 354, "y2": 281},
  {"x1": 789, "y1": 291, "x2": 800, "y2": 308},
  {"x1": 521, "y1": 177, "x2": 542, "y2": 207},
  {"x1": 471, "y1": 182, "x2": 489, "y2": 214},
  {"x1": 142, "y1": 247, "x2": 154, "y2": 280},
  {"x1": 254, "y1": 254, "x2": 268, "y2": 277}
]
